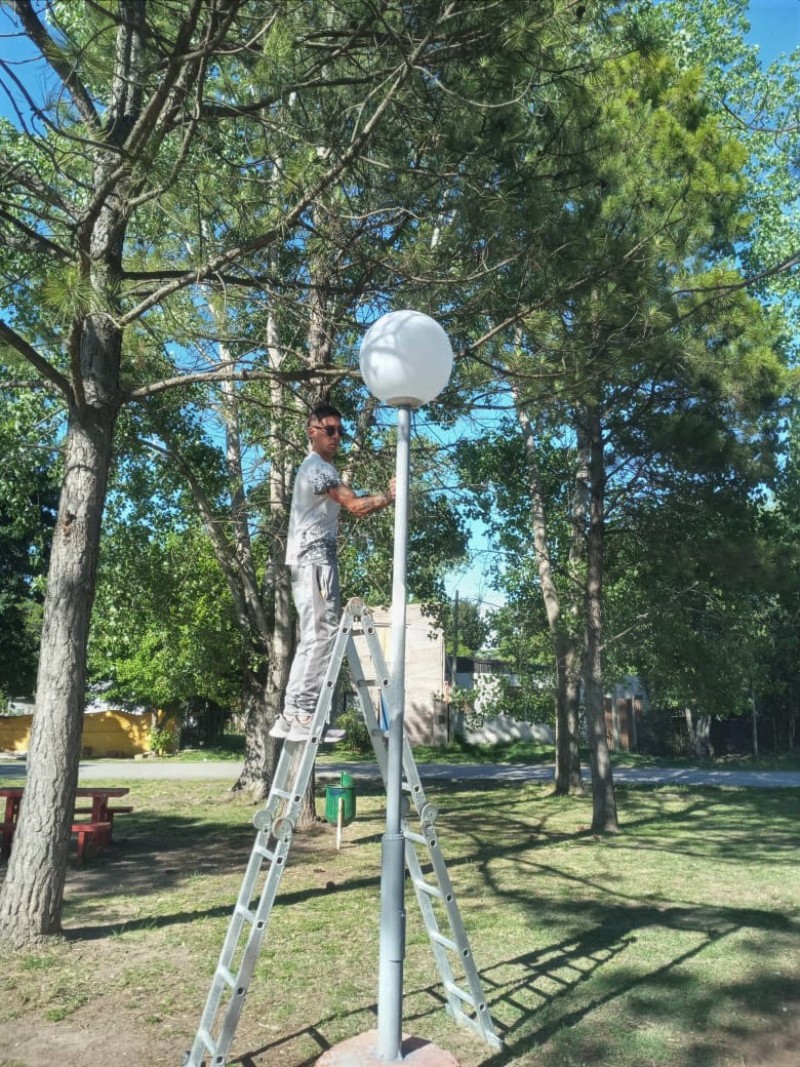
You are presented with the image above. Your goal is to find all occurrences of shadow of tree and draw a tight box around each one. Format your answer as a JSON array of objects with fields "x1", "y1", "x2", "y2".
[{"x1": 43, "y1": 776, "x2": 799, "y2": 1067}]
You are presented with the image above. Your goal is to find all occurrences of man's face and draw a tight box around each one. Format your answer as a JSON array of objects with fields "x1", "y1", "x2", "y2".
[{"x1": 308, "y1": 415, "x2": 344, "y2": 460}]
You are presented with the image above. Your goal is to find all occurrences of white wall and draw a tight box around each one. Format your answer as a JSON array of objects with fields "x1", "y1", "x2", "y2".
[{"x1": 353, "y1": 603, "x2": 448, "y2": 745}]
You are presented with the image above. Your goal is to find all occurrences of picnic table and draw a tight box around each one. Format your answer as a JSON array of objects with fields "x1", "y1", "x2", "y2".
[{"x1": 0, "y1": 785, "x2": 132, "y2": 863}]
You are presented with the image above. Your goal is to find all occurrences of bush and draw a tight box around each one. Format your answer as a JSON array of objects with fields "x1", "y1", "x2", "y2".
[
  {"x1": 149, "y1": 717, "x2": 179, "y2": 756},
  {"x1": 336, "y1": 708, "x2": 372, "y2": 754}
]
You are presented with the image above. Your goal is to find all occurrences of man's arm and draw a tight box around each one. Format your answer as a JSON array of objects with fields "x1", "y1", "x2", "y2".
[{"x1": 328, "y1": 478, "x2": 396, "y2": 518}]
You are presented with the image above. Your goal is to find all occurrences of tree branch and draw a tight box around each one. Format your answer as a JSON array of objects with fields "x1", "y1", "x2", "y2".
[
  {"x1": 119, "y1": 5, "x2": 454, "y2": 326},
  {"x1": 9, "y1": 0, "x2": 100, "y2": 130},
  {"x1": 0, "y1": 317, "x2": 74, "y2": 403},
  {"x1": 124, "y1": 364, "x2": 349, "y2": 402},
  {"x1": 0, "y1": 206, "x2": 73, "y2": 263}
]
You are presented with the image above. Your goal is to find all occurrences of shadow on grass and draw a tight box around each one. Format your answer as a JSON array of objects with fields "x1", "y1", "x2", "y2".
[
  {"x1": 220, "y1": 900, "x2": 795, "y2": 1067},
  {"x1": 54, "y1": 779, "x2": 799, "y2": 1067}
]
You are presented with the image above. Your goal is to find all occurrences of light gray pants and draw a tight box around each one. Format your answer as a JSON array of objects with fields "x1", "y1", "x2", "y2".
[{"x1": 284, "y1": 563, "x2": 341, "y2": 718}]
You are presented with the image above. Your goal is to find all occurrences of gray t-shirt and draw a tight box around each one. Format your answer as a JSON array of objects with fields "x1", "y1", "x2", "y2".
[{"x1": 285, "y1": 451, "x2": 342, "y2": 567}]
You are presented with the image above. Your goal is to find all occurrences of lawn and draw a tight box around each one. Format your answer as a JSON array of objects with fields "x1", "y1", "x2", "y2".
[{"x1": 0, "y1": 775, "x2": 798, "y2": 1067}]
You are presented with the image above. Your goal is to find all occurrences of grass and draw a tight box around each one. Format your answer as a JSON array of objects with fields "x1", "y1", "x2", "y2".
[
  {"x1": 0, "y1": 772, "x2": 798, "y2": 1066},
  {"x1": 158, "y1": 734, "x2": 800, "y2": 772}
]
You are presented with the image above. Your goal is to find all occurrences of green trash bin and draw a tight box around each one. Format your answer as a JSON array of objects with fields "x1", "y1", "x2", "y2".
[{"x1": 325, "y1": 774, "x2": 356, "y2": 827}]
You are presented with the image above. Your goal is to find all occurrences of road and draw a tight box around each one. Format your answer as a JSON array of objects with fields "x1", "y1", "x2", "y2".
[{"x1": 2, "y1": 757, "x2": 800, "y2": 788}]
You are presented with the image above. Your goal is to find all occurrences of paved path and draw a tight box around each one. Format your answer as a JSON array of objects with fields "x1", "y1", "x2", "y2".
[{"x1": 2, "y1": 757, "x2": 799, "y2": 788}]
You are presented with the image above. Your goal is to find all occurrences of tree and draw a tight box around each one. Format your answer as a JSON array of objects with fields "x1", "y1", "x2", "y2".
[
  {"x1": 0, "y1": 0, "x2": 477, "y2": 945},
  {"x1": 456, "y1": 25, "x2": 787, "y2": 829}
]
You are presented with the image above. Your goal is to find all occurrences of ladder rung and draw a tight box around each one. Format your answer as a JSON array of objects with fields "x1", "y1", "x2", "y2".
[
  {"x1": 253, "y1": 842, "x2": 275, "y2": 861},
  {"x1": 411, "y1": 876, "x2": 442, "y2": 899},
  {"x1": 443, "y1": 978, "x2": 477, "y2": 1006},
  {"x1": 217, "y1": 964, "x2": 237, "y2": 990},
  {"x1": 431, "y1": 930, "x2": 458, "y2": 953},
  {"x1": 270, "y1": 787, "x2": 293, "y2": 800},
  {"x1": 235, "y1": 903, "x2": 257, "y2": 925},
  {"x1": 405, "y1": 830, "x2": 428, "y2": 846},
  {"x1": 197, "y1": 1026, "x2": 216, "y2": 1052}
]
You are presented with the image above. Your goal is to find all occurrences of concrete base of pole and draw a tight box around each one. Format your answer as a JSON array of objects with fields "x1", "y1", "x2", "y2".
[{"x1": 315, "y1": 1030, "x2": 461, "y2": 1067}]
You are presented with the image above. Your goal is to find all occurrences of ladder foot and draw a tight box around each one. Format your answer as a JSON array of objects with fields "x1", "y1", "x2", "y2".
[{"x1": 252, "y1": 810, "x2": 273, "y2": 832}]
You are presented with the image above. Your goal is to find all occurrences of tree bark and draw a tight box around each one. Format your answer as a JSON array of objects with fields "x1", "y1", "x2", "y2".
[
  {"x1": 583, "y1": 402, "x2": 618, "y2": 833},
  {"x1": 0, "y1": 391, "x2": 118, "y2": 943},
  {"x1": 0, "y1": 2, "x2": 135, "y2": 944},
  {"x1": 515, "y1": 396, "x2": 583, "y2": 794}
]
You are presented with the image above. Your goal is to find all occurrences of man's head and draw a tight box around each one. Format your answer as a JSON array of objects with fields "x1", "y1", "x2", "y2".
[{"x1": 307, "y1": 404, "x2": 345, "y2": 459}]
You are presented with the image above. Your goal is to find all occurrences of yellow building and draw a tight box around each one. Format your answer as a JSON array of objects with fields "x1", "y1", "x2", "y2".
[{"x1": 0, "y1": 709, "x2": 152, "y2": 758}]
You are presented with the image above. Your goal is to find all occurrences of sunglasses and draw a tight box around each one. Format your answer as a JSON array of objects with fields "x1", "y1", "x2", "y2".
[{"x1": 312, "y1": 424, "x2": 346, "y2": 438}]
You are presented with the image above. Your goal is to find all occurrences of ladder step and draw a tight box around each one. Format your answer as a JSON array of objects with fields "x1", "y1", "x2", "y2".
[
  {"x1": 411, "y1": 876, "x2": 443, "y2": 899},
  {"x1": 197, "y1": 1027, "x2": 215, "y2": 1052},
  {"x1": 431, "y1": 930, "x2": 459, "y2": 953},
  {"x1": 404, "y1": 830, "x2": 428, "y2": 846},
  {"x1": 235, "y1": 903, "x2": 257, "y2": 925},
  {"x1": 443, "y1": 978, "x2": 478, "y2": 1006},
  {"x1": 217, "y1": 964, "x2": 237, "y2": 990}
]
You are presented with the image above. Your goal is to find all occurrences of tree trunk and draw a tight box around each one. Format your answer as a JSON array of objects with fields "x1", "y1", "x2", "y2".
[
  {"x1": 515, "y1": 396, "x2": 583, "y2": 793},
  {"x1": 554, "y1": 633, "x2": 583, "y2": 793},
  {"x1": 684, "y1": 707, "x2": 713, "y2": 759},
  {"x1": 234, "y1": 667, "x2": 280, "y2": 800},
  {"x1": 583, "y1": 403, "x2": 618, "y2": 834},
  {"x1": 0, "y1": 404, "x2": 117, "y2": 944}
]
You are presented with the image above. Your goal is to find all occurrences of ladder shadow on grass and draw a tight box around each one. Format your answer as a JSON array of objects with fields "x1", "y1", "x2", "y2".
[
  {"x1": 471, "y1": 901, "x2": 792, "y2": 1065},
  {"x1": 192, "y1": 900, "x2": 791, "y2": 1067}
]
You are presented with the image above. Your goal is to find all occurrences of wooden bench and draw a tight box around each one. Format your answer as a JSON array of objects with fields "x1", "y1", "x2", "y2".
[
  {"x1": 71, "y1": 821, "x2": 112, "y2": 864},
  {"x1": 2, "y1": 819, "x2": 112, "y2": 863},
  {"x1": 74, "y1": 804, "x2": 134, "y2": 827}
]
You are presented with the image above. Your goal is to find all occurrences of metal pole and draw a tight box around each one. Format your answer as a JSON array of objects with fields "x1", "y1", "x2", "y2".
[{"x1": 378, "y1": 404, "x2": 411, "y2": 1061}]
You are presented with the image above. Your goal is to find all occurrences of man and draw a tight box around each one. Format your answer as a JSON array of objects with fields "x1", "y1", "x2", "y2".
[{"x1": 270, "y1": 404, "x2": 396, "y2": 741}]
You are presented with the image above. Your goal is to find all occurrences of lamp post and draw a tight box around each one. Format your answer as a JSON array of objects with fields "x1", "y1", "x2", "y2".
[{"x1": 359, "y1": 310, "x2": 453, "y2": 1062}]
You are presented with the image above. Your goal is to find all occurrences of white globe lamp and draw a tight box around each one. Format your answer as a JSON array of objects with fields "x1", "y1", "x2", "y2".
[{"x1": 359, "y1": 309, "x2": 453, "y2": 407}]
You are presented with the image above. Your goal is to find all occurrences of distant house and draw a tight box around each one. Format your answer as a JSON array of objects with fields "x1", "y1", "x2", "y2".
[
  {"x1": 348, "y1": 609, "x2": 553, "y2": 747},
  {"x1": 603, "y1": 676, "x2": 647, "y2": 752},
  {"x1": 0, "y1": 705, "x2": 152, "y2": 757},
  {"x1": 446, "y1": 654, "x2": 554, "y2": 746},
  {"x1": 352, "y1": 603, "x2": 449, "y2": 745}
]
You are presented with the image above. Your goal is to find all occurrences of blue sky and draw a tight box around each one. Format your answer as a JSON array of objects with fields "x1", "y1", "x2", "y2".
[{"x1": 746, "y1": 0, "x2": 799, "y2": 63}]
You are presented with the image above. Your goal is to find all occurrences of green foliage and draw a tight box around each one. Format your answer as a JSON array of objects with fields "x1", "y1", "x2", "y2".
[
  {"x1": 440, "y1": 597, "x2": 492, "y2": 658},
  {"x1": 1, "y1": 0, "x2": 798, "y2": 777},
  {"x1": 336, "y1": 708, "x2": 372, "y2": 755},
  {"x1": 0, "y1": 385, "x2": 61, "y2": 696},
  {"x1": 148, "y1": 718, "x2": 179, "y2": 757},
  {"x1": 88, "y1": 511, "x2": 242, "y2": 711}
]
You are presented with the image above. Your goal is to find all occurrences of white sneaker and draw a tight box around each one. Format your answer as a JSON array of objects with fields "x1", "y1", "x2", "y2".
[
  {"x1": 284, "y1": 717, "x2": 346, "y2": 743},
  {"x1": 287, "y1": 715, "x2": 313, "y2": 742},
  {"x1": 269, "y1": 715, "x2": 292, "y2": 739}
]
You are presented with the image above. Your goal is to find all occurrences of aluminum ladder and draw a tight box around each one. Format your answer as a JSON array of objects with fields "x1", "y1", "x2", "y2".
[{"x1": 184, "y1": 597, "x2": 501, "y2": 1066}]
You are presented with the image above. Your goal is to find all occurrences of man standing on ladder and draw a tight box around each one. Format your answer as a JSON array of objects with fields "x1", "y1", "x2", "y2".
[{"x1": 270, "y1": 403, "x2": 396, "y2": 742}]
